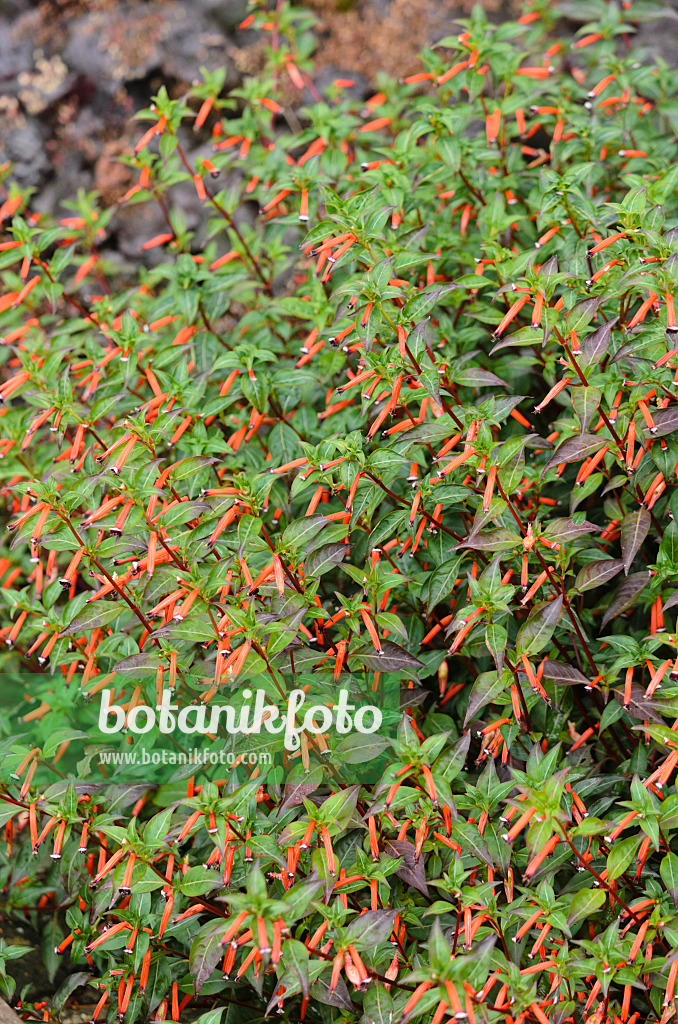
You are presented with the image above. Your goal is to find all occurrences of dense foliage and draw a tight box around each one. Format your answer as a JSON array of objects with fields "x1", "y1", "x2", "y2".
[{"x1": 3, "y1": 1, "x2": 678, "y2": 1023}]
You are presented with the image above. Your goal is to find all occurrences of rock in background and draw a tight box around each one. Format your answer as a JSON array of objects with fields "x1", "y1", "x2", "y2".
[{"x1": 0, "y1": 0, "x2": 671, "y2": 272}]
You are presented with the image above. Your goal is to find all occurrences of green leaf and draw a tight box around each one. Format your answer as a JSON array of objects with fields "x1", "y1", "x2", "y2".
[
  {"x1": 180, "y1": 866, "x2": 222, "y2": 897},
  {"x1": 282, "y1": 515, "x2": 328, "y2": 551},
  {"x1": 661, "y1": 852, "x2": 678, "y2": 907},
  {"x1": 60, "y1": 601, "x2": 124, "y2": 636},
  {"x1": 567, "y1": 297, "x2": 600, "y2": 334},
  {"x1": 282, "y1": 939, "x2": 310, "y2": 998},
  {"x1": 572, "y1": 387, "x2": 602, "y2": 434},
  {"x1": 606, "y1": 835, "x2": 640, "y2": 881},
  {"x1": 515, "y1": 596, "x2": 562, "y2": 657},
  {"x1": 566, "y1": 888, "x2": 606, "y2": 929},
  {"x1": 427, "y1": 557, "x2": 462, "y2": 607},
  {"x1": 485, "y1": 623, "x2": 506, "y2": 674},
  {"x1": 362, "y1": 985, "x2": 394, "y2": 1024}
]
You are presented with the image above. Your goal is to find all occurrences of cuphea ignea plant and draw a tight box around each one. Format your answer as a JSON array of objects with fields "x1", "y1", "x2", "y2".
[{"x1": 2, "y1": 1, "x2": 678, "y2": 1023}]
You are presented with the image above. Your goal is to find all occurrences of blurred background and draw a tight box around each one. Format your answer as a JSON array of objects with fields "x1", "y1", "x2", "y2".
[{"x1": 0, "y1": 0, "x2": 674, "y2": 262}]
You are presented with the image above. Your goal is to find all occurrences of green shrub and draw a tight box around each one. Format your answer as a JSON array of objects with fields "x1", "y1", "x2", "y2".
[{"x1": 2, "y1": 2, "x2": 678, "y2": 1022}]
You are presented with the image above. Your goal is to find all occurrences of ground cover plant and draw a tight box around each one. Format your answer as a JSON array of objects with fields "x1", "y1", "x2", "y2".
[{"x1": 3, "y1": 0, "x2": 678, "y2": 1022}]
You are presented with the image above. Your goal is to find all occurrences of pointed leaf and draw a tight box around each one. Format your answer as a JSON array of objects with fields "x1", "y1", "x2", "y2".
[
  {"x1": 282, "y1": 939, "x2": 310, "y2": 998},
  {"x1": 311, "y1": 972, "x2": 354, "y2": 1012},
  {"x1": 346, "y1": 909, "x2": 397, "y2": 950},
  {"x1": 542, "y1": 434, "x2": 605, "y2": 476},
  {"x1": 485, "y1": 623, "x2": 506, "y2": 675},
  {"x1": 567, "y1": 297, "x2": 600, "y2": 334},
  {"x1": 621, "y1": 509, "x2": 651, "y2": 574},
  {"x1": 464, "y1": 671, "x2": 507, "y2": 727},
  {"x1": 662, "y1": 590, "x2": 678, "y2": 614},
  {"x1": 427, "y1": 556, "x2": 462, "y2": 608},
  {"x1": 642, "y1": 407, "x2": 678, "y2": 438},
  {"x1": 454, "y1": 368, "x2": 507, "y2": 388},
  {"x1": 572, "y1": 387, "x2": 602, "y2": 435},
  {"x1": 543, "y1": 518, "x2": 600, "y2": 542},
  {"x1": 351, "y1": 640, "x2": 423, "y2": 673},
  {"x1": 579, "y1": 316, "x2": 618, "y2": 366},
  {"x1": 305, "y1": 542, "x2": 348, "y2": 576},
  {"x1": 383, "y1": 839, "x2": 429, "y2": 895},
  {"x1": 542, "y1": 660, "x2": 589, "y2": 686},
  {"x1": 362, "y1": 985, "x2": 394, "y2": 1024},
  {"x1": 573, "y1": 559, "x2": 624, "y2": 593},
  {"x1": 283, "y1": 515, "x2": 329, "y2": 552},
  {"x1": 457, "y1": 528, "x2": 521, "y2": 551},
  {"x1": 661, "y1": 853, "x2": 678, "y2": 907},
  {"x1": 516, "y1": 596, "x2": 562, "y2": 657},
  {"x1": 60, "y1": 601, "x2": 124, "y2": 636},
  {"x1": 567, "y1": 888, "x2": 606, "y2": 928},
  {"x1": 278, "y1": 767, "x2": 324, "y2": 816},
  {"x1": 436, "y1": 730, "x2": 471, "y2": 780},
  {"x1": 601, "y1": 571, "x2": 651, "y2": 627},
  {"x1": 606, "y1": 835, "x2": 640, "y2": 881},
  {"x1": 190, "y1": 924, "x2": 226, "y2": 995},
  {"x1": 448, "y1": 820, "x2": 493, "y2": 866}
]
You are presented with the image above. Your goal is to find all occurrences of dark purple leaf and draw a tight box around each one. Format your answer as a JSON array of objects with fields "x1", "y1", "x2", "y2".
[
  {"x1": 516, "y1": 596, "x2": 563, "y2": 657},
  {"x1": 573, "y1": 559, "x2": 624, "y2": 593},
  {"x1": 346, "y1": 909, "x2": 397, "y2": 949},
  {"x1": 383, "y1": 840, "x2": 429, "y2": 896},
  {"x1": 493, "y1": 396, "x2": 530, "y2": 420},
  {"x1": 543, "y1": 517, "x2": 601, "y2": 542},
  {"x1": 281, "y1": 939, "x2": 310, "y2": 998},
  {"x1": 542, "y1": 434, "x2": 605, "y2": 476},
  {"x1": 643, "y1": 407, "x2": 678, "y2": 439},
  {"x1": 351, "y1": 640, "x2": 423, "y2": 673},
  {"x1": 311, "y1": 972, "x2": 354, "y2": 1012},
  {"x1": 111, "y1": 651, "x2": 162, "y2": 674},
  {"x1": 190, "y1": 924, "x2": 225, "y2": 995},
  {"x1": 278, "y1": 767, "x2": 324, "y2": 816},
  {"x1": 457, "y1": 528, "x2": 521, "y2": 551},
  {"x1": 572, "y1": 387, "x2": 602, "y2": 435},
  {"x1": 305, "y1": 542, "x2": 348, "y2": 576},
  {"x1": 542, "y1": 660, "x2": 589, "y2": 686},
  {"x1": 485, "y1": 623, "x2": 506, "y2": 676},
  {"x1": 540, "y1": 255, "x2": 559, "y2": 277},
  {"x1": 662, "y1": 590, "x2": 678, "y2": 614},
  {"x1": 464, "y1": 673, "x2": 507, "y2": 727},
  {"x1": 578, "y1": 316, "x2": 618, "y2": 366},
  {"x1": 613, "y1": 682, "x2": 665, "y2": 725},
  {"x1": 601, "y1": 571, "x2": 651, "y2": 628},
  {"x1": 621, "y1": 509, "x2": 651, "y2": 574},
  {"x1": 454, "y1": 368, "x2": 508, "y2": 388}
]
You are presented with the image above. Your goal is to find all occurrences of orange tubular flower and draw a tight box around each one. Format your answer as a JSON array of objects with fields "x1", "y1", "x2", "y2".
[
  {"x1": 359, "y1": 607, "x2": 382, "y2": 652},
  {"x1": 493, "y1": 293, "x2": 531, "y2": 336},
  {"x1": 330, "y1": 951, "x2": 344, "y2": 990}
]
